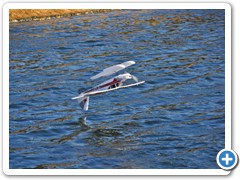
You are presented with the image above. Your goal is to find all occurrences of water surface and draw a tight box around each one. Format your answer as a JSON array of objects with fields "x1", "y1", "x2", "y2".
[{"x1": 9, "y1": 9, "x2": 225, "y2": 169}]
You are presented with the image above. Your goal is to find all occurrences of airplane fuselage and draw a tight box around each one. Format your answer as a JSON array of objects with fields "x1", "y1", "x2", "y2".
[{"x1": 82, "y1": 72, "x2": 132, "y2": 96}]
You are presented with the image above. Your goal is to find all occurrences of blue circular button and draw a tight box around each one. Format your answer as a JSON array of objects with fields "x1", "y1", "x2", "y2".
[{"x1": 216, "y1": 149, "x2": 238, "y2": 170}]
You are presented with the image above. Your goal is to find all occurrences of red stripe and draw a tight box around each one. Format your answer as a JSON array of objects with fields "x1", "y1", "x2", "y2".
[
  {"x1": 85, "y1": 78, "x2": 119, "y2": 93},
  {"x1": 99, "y1": 78, "x2": 119, "y2": 89}
]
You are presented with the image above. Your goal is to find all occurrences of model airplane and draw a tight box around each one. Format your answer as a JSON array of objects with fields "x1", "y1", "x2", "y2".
[{"x1": 72, "y1": 61, "x2": 145, "y2": 110}]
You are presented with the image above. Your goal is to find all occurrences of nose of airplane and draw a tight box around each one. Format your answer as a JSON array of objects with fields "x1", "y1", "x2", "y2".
[{"x1": 126, "y1": 73, "x2": 132, "y2": 79}]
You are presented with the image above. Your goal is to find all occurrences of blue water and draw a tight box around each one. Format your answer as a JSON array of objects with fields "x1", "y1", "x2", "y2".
[{"x1": 9, "y1": 9, "x2": 225, "y2": 169}]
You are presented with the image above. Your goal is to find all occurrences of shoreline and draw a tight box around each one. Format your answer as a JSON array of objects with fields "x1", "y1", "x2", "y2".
[{"x1": 9, "y1": 9, "x2": 112, "y2": 22}]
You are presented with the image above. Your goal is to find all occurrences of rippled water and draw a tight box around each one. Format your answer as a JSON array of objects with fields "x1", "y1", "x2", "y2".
[{"x1": 9, "y1": 9, "x2": 225, "y2": 169}]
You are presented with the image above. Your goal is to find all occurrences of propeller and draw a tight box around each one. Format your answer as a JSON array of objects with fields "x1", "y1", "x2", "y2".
[{"x1": 132, "y1": 75, "x2": 139, "y2": 82}]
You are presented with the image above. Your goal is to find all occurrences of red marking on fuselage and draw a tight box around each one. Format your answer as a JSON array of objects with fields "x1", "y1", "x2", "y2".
[{"x1": 84, "y1": 78, "x2": 120, "y2": 93}]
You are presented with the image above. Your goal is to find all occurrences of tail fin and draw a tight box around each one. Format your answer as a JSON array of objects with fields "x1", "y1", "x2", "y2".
[{"x1": 77, "y1": 96, "x2": 89, "y2": 111}]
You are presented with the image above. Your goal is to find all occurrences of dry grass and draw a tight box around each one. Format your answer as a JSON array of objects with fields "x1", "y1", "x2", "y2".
[{"x1": 9, "y1": 9, "x2": 111, "y2": 22}]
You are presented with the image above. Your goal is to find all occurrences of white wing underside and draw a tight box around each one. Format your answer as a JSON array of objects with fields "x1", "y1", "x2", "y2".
[
  {"x1": 90, "y1": 61, "x2": 135, "y2": 80},
  {"x1": 72, "y1": 81, "x2": 145, "y2": 100},
  {"x1": 87, "y1": 81, "x2": 145, "y2": 96}
]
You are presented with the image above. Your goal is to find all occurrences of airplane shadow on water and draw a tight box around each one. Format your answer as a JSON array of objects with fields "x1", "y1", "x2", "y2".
[
  {"x1": 78, "y1": 116, "x2": 90, "y2": 129},
  {"x1": 50, "y1": 111, "x2": 123, "y2": 144},
  {"x1": 49, "y1": 116, "x2": 91, "y2": 144}
]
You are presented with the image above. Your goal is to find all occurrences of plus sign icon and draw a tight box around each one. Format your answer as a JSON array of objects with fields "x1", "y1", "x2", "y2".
[{"x1": 216, "y1": 149, "x2": 238, "y2": 170}]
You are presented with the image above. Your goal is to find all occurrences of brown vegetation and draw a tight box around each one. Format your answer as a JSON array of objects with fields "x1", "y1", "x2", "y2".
[{"x1": 9, "y1": 9, "x2": 112, "y2": 22}]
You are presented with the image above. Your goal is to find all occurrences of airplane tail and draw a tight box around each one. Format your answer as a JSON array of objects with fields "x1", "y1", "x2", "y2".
[{"x1": 77, "y1": 96, "x2": 89, "y2": 111}]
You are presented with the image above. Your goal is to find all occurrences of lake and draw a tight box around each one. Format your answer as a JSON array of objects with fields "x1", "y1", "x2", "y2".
[{"x1": 9, "y1": 9, "x2": 225, "y2": 169}]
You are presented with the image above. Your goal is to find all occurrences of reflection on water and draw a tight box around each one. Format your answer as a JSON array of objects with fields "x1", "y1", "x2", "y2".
[{"x1": 9, "y1": 9, "x2": 225, "y2": 169}]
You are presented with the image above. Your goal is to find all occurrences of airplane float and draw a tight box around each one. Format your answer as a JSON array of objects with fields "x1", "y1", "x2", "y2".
[{"x1": 72, "y1": 61, "x2": 145, "y2": 110}]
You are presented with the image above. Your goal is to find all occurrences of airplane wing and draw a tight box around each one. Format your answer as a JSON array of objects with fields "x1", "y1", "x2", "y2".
[
  {"x1": 84, "y1": 81, "x2": 145, "y2": 96},
  {"x1": 72, "y1": 81, "x2": 145, "y2": 100},
  {"x1": 90, "y1": 61, "x2": 135, "y2": 80},
  {"x1": 72, "y1": 81, "x2": 145, "y2": 110}
]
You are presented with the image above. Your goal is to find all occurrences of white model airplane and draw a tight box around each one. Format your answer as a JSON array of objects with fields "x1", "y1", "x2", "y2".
[{"x1": 72, "y1": 61, "x2": 145, "y2": 111}]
